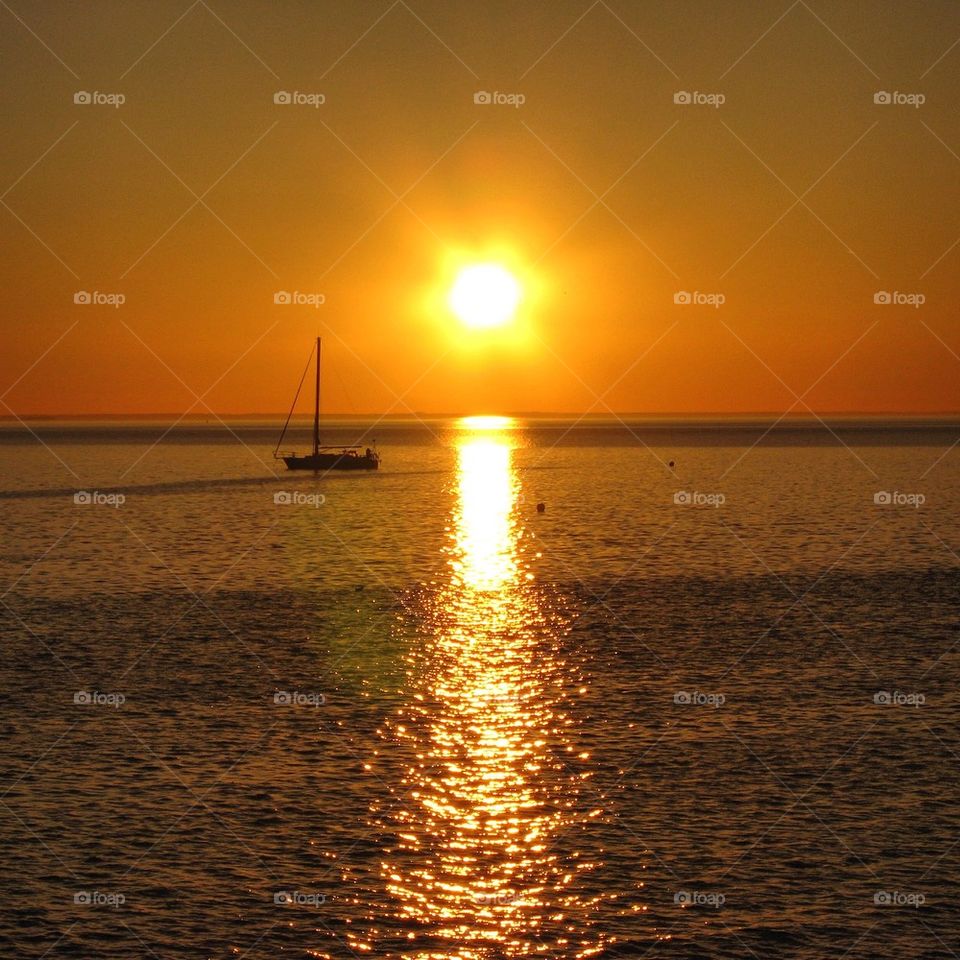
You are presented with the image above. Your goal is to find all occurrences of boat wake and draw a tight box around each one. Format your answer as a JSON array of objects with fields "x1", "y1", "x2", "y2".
[{"x1": 0, "y1": 475, "x2": 297, "y2": 500}]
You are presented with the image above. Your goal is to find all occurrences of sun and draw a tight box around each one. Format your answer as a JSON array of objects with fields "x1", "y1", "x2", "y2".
[{"x1": 449, "y1": 263, "x2": 521, "y2": 329}]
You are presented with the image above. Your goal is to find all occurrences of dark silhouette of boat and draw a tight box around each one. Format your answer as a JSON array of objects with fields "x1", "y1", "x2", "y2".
[{"x1": 274, "y1": 337, "x2": 380, "y2": 471}]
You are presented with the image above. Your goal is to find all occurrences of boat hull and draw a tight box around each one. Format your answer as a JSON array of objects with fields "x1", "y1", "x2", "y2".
[{"x1": 283, "y1": 452, "x2": 379, "y2": 471}]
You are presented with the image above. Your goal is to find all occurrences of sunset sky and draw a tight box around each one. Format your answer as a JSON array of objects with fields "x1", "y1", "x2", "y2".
[{"x1": 2, "y1": 0, "x2": 959, "y2": 415}]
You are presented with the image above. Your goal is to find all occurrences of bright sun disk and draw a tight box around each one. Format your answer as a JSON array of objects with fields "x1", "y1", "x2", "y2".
[{"x1": 449, "y1": 264, "x2": 521, "y2": 329}]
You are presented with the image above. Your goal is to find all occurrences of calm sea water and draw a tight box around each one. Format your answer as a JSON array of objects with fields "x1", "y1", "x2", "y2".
[{"x1": 1, "y1": 417, "x2": 958, "y2": 959}]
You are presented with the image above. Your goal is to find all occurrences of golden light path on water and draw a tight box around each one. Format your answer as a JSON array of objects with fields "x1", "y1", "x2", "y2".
[{"x1": 350, "y1": 416, "x2": 611, "y2": 958}]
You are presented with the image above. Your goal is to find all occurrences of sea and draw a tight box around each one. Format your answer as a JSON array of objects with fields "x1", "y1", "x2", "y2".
[{"x1": 0, "y1": 416, "x2": 958, "y2": 959}]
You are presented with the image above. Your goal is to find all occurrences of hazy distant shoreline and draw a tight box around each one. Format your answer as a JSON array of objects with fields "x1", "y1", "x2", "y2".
[
  {"x1": 2, "y1": 416, "x2": 958, "y2": 449},
  {"x1": 3, "y1": 412, "x2": 959, "y2": 423}
]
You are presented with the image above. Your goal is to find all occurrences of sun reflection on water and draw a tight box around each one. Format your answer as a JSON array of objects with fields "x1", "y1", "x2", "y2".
[
  {"x1": 353, "y1": 418, "x2": 608, "y2": 958},
  {"x1": 450, "y1": 434, "x2": 518, "y2": 593}
]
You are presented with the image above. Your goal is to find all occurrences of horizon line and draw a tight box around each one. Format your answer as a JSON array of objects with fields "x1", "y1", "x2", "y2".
[{"x1": 3, "y1": 411, "x2": 960, "y2": 421}]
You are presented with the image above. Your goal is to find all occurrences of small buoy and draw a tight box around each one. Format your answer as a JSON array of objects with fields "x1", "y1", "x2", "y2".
[
  {"x1": 536, "y1": 502, "x2": 546, "y2": 513},
  {"x1": 668, "y1": 460, "x2": 675, "y2": 469},
  {"x1": 354, "y1": 584, "x2": 365, "y2": 591}
]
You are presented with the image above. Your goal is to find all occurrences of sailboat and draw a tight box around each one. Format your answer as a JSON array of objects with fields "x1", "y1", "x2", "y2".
[{"x1": 274, "y1": 337, "x2": 380, "y2": 471}]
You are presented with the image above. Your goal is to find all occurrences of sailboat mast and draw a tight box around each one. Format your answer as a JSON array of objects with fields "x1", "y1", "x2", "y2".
[{"x1": 313, "y1": 336, "x2": 321, "y2": 456}]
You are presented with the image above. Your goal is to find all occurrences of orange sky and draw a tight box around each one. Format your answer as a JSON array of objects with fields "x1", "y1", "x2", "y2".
[{"x1": 2, "y1": 0, "x2": 959, "y2": 415}]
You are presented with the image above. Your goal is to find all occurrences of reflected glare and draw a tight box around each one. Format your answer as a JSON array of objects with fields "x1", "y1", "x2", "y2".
[
  {"x1": 349, "y1": 417, "x2": 609, "y2": 958},
  {"x1": 453, "y1": 436, "x2": 517, "y2": 592},
  {"x1": 459, "y1": 415, "x2": 516, "y2": 431}
]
